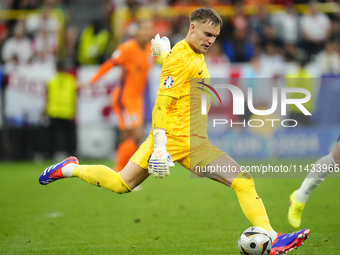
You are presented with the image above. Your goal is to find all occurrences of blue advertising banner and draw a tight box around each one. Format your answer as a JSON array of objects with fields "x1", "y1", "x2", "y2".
[{"x1": 208, "y1": 126, "x2": 339, "y2": 159}]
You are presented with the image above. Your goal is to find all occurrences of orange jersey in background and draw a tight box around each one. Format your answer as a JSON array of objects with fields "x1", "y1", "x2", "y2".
[{"x1": 111, "y1": 39, "x2": 153, "y2": 129}]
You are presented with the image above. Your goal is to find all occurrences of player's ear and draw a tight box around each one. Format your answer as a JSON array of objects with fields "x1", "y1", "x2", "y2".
[{"x1": 189, "y1": 23, "x2": 195, "y2": 34}]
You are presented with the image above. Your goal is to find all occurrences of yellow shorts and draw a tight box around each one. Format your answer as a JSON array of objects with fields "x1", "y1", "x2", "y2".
[{"x1": 130, "y1": 132, "x2": 225, "y2": 174}]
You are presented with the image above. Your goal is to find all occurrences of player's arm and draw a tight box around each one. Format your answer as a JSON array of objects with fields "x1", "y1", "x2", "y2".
[
  {"x1": 88, "y1": 58, "x2": 116, "y2": 86},
  {"x1": 149, "y1": 35, "x2": 184, "y2": 178},
  {"x1": 155, "y1": 50, "x2": 170, "y2": 66},
  {"x1": 152, "y1": 94, "x2": 172, "y2": 129},
  {"x1": 148, "y1": 94, "x2": 175, "y2": 178},
  {"x1": 80, "y1": 46, "x2": 125, "y2": 88}
]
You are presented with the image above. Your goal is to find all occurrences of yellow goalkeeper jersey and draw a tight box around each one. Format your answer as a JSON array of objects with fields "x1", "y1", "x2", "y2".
[{"x1": 157, "y1": 39, "x2": 211, "y2": 138}]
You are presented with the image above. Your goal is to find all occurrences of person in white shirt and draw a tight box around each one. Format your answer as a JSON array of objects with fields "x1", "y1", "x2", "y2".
[
  {"x1": 274, "y1": 3, "x2": 300, "y2": 44},
  {"x1": 317, "y1": 40, "x2": 340, "y2": 75},
  {"x1": 1, "y1": 21, "x2": 32, "y2": 70},
  {"x1": 300, "y1": 0, "x2": 331, "y2": 57}
]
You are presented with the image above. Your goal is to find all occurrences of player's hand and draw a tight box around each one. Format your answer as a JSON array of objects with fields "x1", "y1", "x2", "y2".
[
  {"x1": 148, "y1": 144, "x2": 175, "y2": 178},
  {"x1": 151, "y1": 34, "x2": 171, "y2": 57},
  {"x1": 148, "y1": 129, "x2": 174, "y2": 178}
]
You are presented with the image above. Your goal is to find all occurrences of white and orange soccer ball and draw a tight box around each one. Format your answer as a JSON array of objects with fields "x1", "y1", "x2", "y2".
[{"x1": 238, "y1": 227, "x2": 272, "y2": 255}]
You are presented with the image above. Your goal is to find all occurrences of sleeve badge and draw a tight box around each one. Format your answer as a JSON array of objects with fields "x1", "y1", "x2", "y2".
[{"x1": 163, "y1": 76, "x2": 174, "y2": 88}]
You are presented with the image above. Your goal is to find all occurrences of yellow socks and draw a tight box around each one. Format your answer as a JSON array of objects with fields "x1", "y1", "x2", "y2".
[
  {"x1": 72, "y1": 165, "x2": 131, "y2": 194},
  {"x1": 231, "y1": 172, "x2": 273, "y2": 232}
]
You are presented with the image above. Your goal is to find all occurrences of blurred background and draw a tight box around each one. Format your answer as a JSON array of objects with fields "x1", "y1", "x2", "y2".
[{"x1": 0, "y1": 0, "x2": 340, "y2": 162}]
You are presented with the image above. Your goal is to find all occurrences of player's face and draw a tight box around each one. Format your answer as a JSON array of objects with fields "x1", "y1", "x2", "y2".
[
  {"x1": 190, "y1": 21, "x2": 220, "y2": 54},
  {"x1": 137, "y1": 20, "x2": 154, "y2": 46}
]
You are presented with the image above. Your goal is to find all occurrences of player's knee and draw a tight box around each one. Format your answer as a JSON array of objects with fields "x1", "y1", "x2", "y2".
[
  {"x1": 114, "y1": 188, "x2": 131, "y2": 194},
  {"x1": 238, "y1": 171, "x2": 254, "y2": 181},
  {"x1": 113, "y1": 172, "x2": 132, "y2": 194},
  {"x1": 110, "y1": 183, "x2": 131, "y2": 194},
  {"x1": 231, "y1": 171, "x2": 255, "y2": 193}
]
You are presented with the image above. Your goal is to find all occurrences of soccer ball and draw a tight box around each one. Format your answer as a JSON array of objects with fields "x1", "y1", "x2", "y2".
[{"x1": 238, "y1": 226, "x2": 272, "y2": 255}]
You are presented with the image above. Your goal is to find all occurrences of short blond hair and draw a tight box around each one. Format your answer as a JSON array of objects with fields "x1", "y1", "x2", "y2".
[{"x1": 189, "y1": 7, "x2": 223, "y2": 27}]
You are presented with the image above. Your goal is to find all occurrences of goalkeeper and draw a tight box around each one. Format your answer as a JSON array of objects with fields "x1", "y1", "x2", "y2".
[{"x1": 39, "y1": 7, "x2": 310, "y2": 255}]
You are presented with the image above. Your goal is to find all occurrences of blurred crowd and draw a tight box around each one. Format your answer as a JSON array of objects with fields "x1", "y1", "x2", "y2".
[
  {"x1": 1, "y1": 0, "x2": 340, "y2": 160},
  {"x1": 1, "y1": 0, "x2": 340, "y2": 77}
]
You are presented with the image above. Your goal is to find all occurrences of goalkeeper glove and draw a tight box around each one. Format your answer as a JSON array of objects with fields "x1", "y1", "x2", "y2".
[
  {"x1": 151, "y1": 34, "x2": 171, "y2": 57},
  {"x1": 148, "y1": 129, "x2": 175, "y2": 178}
]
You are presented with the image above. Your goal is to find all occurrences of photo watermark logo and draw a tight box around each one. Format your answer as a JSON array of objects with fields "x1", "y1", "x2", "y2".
[
  {"x1": 200, "y1": 84, "x2": 312, "y2": 128},
  {"x1": 196, "y1": 79, "x2": 222, "y2": 115}
]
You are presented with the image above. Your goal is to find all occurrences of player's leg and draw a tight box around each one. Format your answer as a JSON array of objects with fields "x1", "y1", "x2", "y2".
[
  {"x1": 196, "y1": 152, "x2": 310, "y2": 254},
  {"x1": 38, "y1": 156, "x2": 149, "y2": 193},
  {"x1": 115, "y1": 127, "x2": 144, "y2": 172},
  {"x1": 72, "y1": 161, "x2": 149, "y2": 192},
  {"x1": 120, "y1": 161, "x2": 150, "y2": 189},
  {"x1": 114, "y1": 101, "x2": 144, "y2": 172},
  {"x1": 39, "y1": 133, "x2": 155, "y2": 193},
  {"x1": 201, "y1": 154, "x2": 276, "y2": 238},
  {"x1": 288, "y1": 141, "x2": 340, "y2": 228},
  {"x1": 72, "y1": 132, "x2": 154, "y2": 191}
]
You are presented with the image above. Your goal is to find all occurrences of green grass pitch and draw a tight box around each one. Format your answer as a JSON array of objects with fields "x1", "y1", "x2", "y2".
[{"x1": 1, "y1": 158, "x2": 339, "y2": 254}]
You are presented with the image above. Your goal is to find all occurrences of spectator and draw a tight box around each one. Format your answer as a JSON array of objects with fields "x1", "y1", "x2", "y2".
[
  {"x1": 24, "y1": 3, "x2": 61, "y2": 60},
  {"x1": 244, "y1": 0, "x2": 271, "y2": 5},
  {"x1": 249, "y1": 5, "x2": 272, "y2": 44},
  {"x1": 39, "y1": 0, "x2": 67, "y2": 16},
  {"x1": 32, "y1": 24, "x2": 57, "y2": 60},
  {"x1": 222, "y1": 29, "x2": 254, "y2": 63},
  {"x1": 5, "y1": 0, "x2": 42, "y2": 33},
  {"x1": 46, "y1": 61, "x2": 77, "y2": 160},
  {"x1": 300, "y1": 0, "x2": 331, "y2": 57},
  {"x1": 171, "y1": 16, "x2": 189, "y2": 46},
  {"x1": 260, "y1": 24, "x2": 283, "y2": 52},
  {"x1": 283, "y1": 42, "x2": 303, "y2": 73},
  {"x1": 230, "y1": 2, "x2": 248, "y2": 33},
  {"x1": 259, "y1": 40, "x2": 284, "y2": 77},
  {"x1": 330, "y1": 16, "x2": 340, "y2": 43},
  {"x1": 31, "y1": 50, "x2": 56, "y2": 71},
  {"x1": 240, "y1": 55, "x2": 264, "y2": 121},
  {"x1": 102, "y1": 0, "x2": 116, "y2": 26},
  {"x1": 64, "y1": 24, "x2": 78, "y2": 68},
  {"x1": 171, "y1": 0, "x2": 198, "y2": 7},
  {"x1": 285, "y1": 53, "x2": 315, "y2": 126},
  {"x1": 112, "y1": 0, "x2": 141, "y2": 45},
  {"x1": 25, "y1": 6, "x2": 59, "y2": 38},
  {"x1": 242, "y1": 54, "x2": 264, "y2": 79},
  {"x1": 1, "y1": 21, "x2": 32, "y2": 71},
  {"x1": 77, "y1": 19, "x2": 110, "y2": 65},
  {"x1": 273, "y1": 3, "x2": 300, "y2": 44},
  {"x1": 0, "y1": 22, "x2": 8, "y2": 55},
  {"x1": 145, "y1": 0, "x2": 168, "y2": 11},
  {"x1": 316, "y1": 40, "x2": 340, "y2": 75},
  {"x1": 153, "y1": 15, "x2": 172, "y2": 39}
]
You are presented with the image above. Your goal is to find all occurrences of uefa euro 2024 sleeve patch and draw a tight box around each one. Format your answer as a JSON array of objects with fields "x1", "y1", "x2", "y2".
[{"x1": 163, "y1": 76, "x2": 174, "y2": 88}]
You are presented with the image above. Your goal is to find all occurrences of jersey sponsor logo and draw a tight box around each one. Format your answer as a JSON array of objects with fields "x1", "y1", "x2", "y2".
[
  {"x1": 198, "y1": 69, "x2": 203, "y2": 75},
  {"x1": 163, "y1": 76, "x2": 174, "y2": 88}
]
